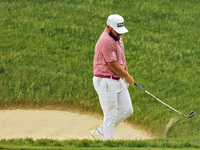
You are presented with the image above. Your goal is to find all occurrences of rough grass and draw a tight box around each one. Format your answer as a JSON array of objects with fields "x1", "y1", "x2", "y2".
[{"x1": 0, "y1": 0, "x2": 200, "y2": 149}]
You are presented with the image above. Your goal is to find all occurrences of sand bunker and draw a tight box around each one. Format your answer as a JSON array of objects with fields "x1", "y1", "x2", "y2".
[{"x1": 0, "y1": 109, "x2": 152, "y2": 140}]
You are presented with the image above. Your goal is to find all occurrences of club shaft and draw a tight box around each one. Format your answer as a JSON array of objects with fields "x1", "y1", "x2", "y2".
[{"x1": 134, "y1": 83, "x2": 187, "y2": 117}]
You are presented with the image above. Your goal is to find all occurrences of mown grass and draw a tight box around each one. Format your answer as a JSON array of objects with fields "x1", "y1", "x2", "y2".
[
  {"x1": 0, "y1": 138, "x2": 199, "y2": 149},
  {"x1": 0, "y1": 0, "x2": 199, "y2": 149}
]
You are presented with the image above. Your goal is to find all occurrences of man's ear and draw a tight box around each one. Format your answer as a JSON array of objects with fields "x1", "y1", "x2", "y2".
[{"x1": 106, "y1": 25, "x2": 111, "y2": 32}]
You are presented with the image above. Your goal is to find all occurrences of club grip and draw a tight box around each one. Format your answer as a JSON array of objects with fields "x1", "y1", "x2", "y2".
[{"x1": 134, "y1": 83, "x2": 146, "y2": 91}]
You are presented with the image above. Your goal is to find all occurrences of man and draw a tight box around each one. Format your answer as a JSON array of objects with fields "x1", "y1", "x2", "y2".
[{"x1": 92, "y1": 14, "x2": 135, "y2": 141}]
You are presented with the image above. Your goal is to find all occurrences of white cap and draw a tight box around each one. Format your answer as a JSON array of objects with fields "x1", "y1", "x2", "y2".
[{"x1": 107, "y1": 14, "x2": 128, "y2": 34}]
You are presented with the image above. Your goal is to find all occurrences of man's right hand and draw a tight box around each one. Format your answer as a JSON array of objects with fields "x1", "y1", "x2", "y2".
[{"x1": 124, "y1": 74, "x2": 134, "y2": 86}]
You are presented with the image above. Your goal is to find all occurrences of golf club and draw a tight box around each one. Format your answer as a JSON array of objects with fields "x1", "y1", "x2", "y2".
[{"x1": 134, "y1": 83, "x2": 195, "y2": 118}]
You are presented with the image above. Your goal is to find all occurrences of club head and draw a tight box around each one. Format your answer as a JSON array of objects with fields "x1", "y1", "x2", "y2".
[{"x1": 188, "y1": 111, "x2": 195, "y2": 118}]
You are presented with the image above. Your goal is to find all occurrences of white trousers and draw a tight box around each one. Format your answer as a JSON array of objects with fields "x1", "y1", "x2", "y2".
[{"x1": 93, "y1": 76, "x2": 133, "y2": 140}]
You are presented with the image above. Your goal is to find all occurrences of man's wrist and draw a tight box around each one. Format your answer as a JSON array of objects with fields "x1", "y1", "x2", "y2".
[{"x1": 123, "y1": 73, "x2": 130, "y2": 78}]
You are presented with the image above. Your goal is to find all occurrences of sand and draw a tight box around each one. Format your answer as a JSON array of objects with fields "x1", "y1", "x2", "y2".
[{"x1": 0, "y1": 109, "x2": 152, "y2": 140}]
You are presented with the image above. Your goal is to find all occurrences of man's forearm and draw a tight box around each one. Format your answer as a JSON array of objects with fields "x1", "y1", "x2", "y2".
[{"x1": 125, "y1": 63, "x2": 128, "y2": 72}]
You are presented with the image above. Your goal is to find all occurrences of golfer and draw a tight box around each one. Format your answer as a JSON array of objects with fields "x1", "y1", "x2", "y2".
[{"x1": 92, "y1": 14, "x2": 135, "y2": 140}]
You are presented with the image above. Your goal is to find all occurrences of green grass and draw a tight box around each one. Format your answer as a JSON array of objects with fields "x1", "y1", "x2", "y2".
[
  {"x1": 0, "y1": 138, "x2": 199, "y2": 149},
  {"x1": 0, "y1": 0, "x2": 200, "y2": 149}
]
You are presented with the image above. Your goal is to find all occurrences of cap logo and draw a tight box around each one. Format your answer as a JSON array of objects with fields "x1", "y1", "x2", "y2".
[
  {"x1": 117, "y1": 22, "x2": 124, "y2": 27},
  {"x1": 107, "y1": 19, "x2": 110, "y2": 25}
]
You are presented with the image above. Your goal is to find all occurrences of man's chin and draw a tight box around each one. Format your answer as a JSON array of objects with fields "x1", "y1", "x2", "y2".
[{"x1": 109, "y1": 31, "x2": 120, "y2": 41}]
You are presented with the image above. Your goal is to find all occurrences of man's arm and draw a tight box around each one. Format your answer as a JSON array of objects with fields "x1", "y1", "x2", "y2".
[
  {"x1": 124, "y1": 63, "x2": 128, "y2": 72},
  {"x1": 107, "y1": 61, "x2": 134, "y2": 85}
]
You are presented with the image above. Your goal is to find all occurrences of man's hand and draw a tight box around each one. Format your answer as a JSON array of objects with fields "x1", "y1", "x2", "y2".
[{"x1": 124, "y1": 74, "x2": 134, "y2": 86}]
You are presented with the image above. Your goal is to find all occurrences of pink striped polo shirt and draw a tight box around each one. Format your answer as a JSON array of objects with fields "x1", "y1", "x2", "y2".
[{"x1": 93, "y1": 28, "x2": 126, "y2": 78}]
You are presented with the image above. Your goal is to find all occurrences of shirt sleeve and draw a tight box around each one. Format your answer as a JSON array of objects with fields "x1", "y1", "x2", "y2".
[{"x1": 101, "y1": 40, "x2": 117, "y2": 62}]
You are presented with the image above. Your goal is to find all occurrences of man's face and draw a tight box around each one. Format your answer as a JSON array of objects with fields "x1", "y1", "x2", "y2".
[{"x1": 109, "y1": 28, "x2": 122, "y2": 41}]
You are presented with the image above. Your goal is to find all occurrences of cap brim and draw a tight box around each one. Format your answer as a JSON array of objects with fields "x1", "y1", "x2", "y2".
[{"x1": 114, "y1": 26, "x2": 128, "y2": 34}]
